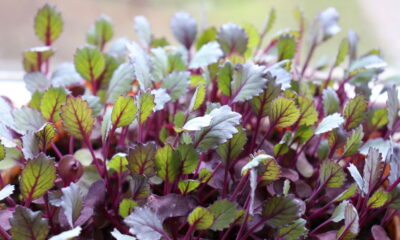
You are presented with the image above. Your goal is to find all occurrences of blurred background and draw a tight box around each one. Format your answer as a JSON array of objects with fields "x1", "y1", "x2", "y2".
[{"x1": 0, "y1": 0, "x2": 399, "y2": 104}]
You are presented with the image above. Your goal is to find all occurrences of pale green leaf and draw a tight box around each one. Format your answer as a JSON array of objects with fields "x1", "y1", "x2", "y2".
[
  {"x1": 323, "y1": 87, "x2": 340, "y2": 115},
  {"x1": 23, "y1": 72, "x2": 51, "y2": 93},
  {"x1": 217, "y1": 62, "x2": 233, "y2": 97},
  {"x1": 182, "y1": 115, "x2": 212, "y2": 131},
  {"x1": 134, "y1": 16, "x2": 152, "y2": 47},
  {"x1": 196, "y1": 27, "x2": 217, "y2": 50},
  {"x1": 126, "y1": 42, "x2": 152, "y2": 90},
  {"x1": 49, "y1": 226, "x2": 82, "y2": 240},
  {"x1": 171, "y1": 12, "x2": 197, "y2": 49},
  {"x1": 277, "y1": 34, "x2": 296, "y2": 61},
  {"x1": 124, "y1": 207, "x2": 164, "y2": 240},
  {"x1": 363, "y1": 147, "x2": 382, "y2": 194},
  {"x1": 217, "y1": 23, "x2": 248, "y2": 55},
  {"x1": 194, "y1": 106, "x2": 241, "y2": 151},
  {"x1": 61, "y1": 182, "x2": 84, "y2": 228},
  {"x1": 189, "y1": 41, "x2": 223, "y2": 69},
  {"x1": 13, "y1": 107, "x2": 46, "y2": 133},
  {"x1": 161, "y1": 71, "x2": 190, "y2": 100},
  {"x1": 231, "y1": 63, "x2": 267, "y2": 103},
  {"x1": 106, "y1": 62, "x2": 135, "y2": 103},
  {"x1": 335, "y1": 39, "x2": 349, "y2": 66},
  {"x1": 387, "y1": 85, "x2": 399, "y2": 131},
  {"x1": 108, "y1": 153, "x2": 128, "y2": 173},
  {"x1": 315, "y1": 113, "x2": 344, "y2": 134}
]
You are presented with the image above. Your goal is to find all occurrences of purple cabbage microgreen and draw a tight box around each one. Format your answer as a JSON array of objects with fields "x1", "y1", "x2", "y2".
[{"x1": 2, "y1": 4, "x2": 400, "y2": 240}]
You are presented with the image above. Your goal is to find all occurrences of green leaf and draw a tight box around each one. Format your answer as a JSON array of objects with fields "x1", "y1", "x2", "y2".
[
  {"x1": 34, "y1": 4, "x2": 63, "y2": 45},
  {"x1": 86, "y1": 15, "x2": 113, "y2": 49},
  {"x1": 108, "y1": 153, "x2": 128, "y2": 173},
  {"x1": 217, "y1": 23, "x2": 248, "y2": 55},
  {"x1": 171, "y1": 12, "x2": 197, "y2": 49},
  {"x1": 209, "y1": 200, "x2": 237, "y2": 231},
  {"x1": 35, "y1": 123, "x2": 56, "y2": 150},
  {"x1": 178, "y1": 179, "x2": 201, "y2": 194},
  {"x1": 315, "y1": 113, "x2": 344, "y2": 134},
  {"x1": 298, "y1": 96, "x2": 318, "y2": 126},
  {"x1": 335, "y1": 39, "x2": 349, "y2": 66},
  {"x1": 21, "y1": 153, "x2": 56, "y2": 201},
  {"x1": 241, "y1": 153, "x2": 281, "y2": 181},
  {"x1": 188, "y1": 84, "x2": 206, "y2": 112},
  {"x1": 60, "y1": 96, "x2": 95, "y2": 140},
  {"x1": 188, "y1": 207, "x2": 214, "y2": 230},
  {"x1": 23, "y1": 46, "x2": 54, "y2": 72},
  {"x1": 335, "y1": 184, "x2": 358, "y2": 202},
  {"x1": 319, "y1": 161, "x2": 346, "y2": 188},
  {"x1": 242, "y1": 23, "x2": 260, "y2": 58},
  {"x1": 194, "y1": 106, "x2": 241, "y2": 151},
  {"x1": 269, "y1": 97, "x2": 300, "y2": 128},
  {"x1": 137, "y1": 91, "x2": 155, "y2": 124},
  {"x1": 119, "y1": 199, "x2": 137, "y2": 218},
  {"x1": 124, "y1": 207, "x2": 164, "y2": 240},
  {"x1": 134, "y1": 16, "x2": 152, "y2": 48},
  {"x1": 106, "y1": 62, "x2": 135, "y2": 103},
  {"x1": 61, "y1": 183, "x2": 84, "y2": 227},
  {"x1": 368, "y1": 189, "x2": 389, "y2": 208},
  {"x1": 277, "y1": 218, "x2": 308, "y2": 240},
  {"x1": 332, "y1": 200, "x2": 348, "y2": 222},
  {"x1": 177, "y1": 144, "x2": 199, "y2": 174},
  {"x1": 74, "y1": 46, "x2": 105, "y2": 82},
  {"x1": 196, "y1": 27, "x2": 217, "y2": 50},
  {"x1": 387, "y1": 85, "x2": 399, "y2": 131},
  {"x1": 10, "y1": 206, "x2": 49, "y2": 240},
  {"x1": 29, "y1": 91, "x2": 44, "y2": 110},
  {"x1": 0, "y1": 140, "x2": 5, "y2": 161},
  {"x1": 343, "y1": 126, "x2": 364, "y2": 157},
  {"x1": 231, "y1": 63, "x2": 267, "y2": 103},
  {"x1": 189, "y1": 41, "x2": 223, "y2": 69},
  {"x1": 112, "y1": 96, "x2": 137, "y2": 127},
  {"x1": 344, "y1": 95, "x2": 368, "y2": 130},
  {"x1": 263, "y1": 196, "x2": 301, "y2": 228},
  {"x1": 262, "y1": 8, "x2": 276, "y2": 37},
  {"x1": 217, "y1": 62, "x2": 233, "y2": 97},
  {"x1": 217, "y1": 127, "x2": 247, "y2": 163},
  {"x1": 99, "y1": 54, "x2": 120, "y2": 90},
  {"x1": 155, "y1": 144, "x2": 180, "y2": 183},
  {"x1": 322, "y1": 87, "x2": 340, "y2": 115},
  {"x1": 250, "y1": 77, "x2": 281, "y2": 117},
  {"x1": 371, "y1": 108, "x2": 388, "y2": 129},
  {"x1": 40, "y1": 87, "x2": 67, "y2": 122},
  {"x1": 161, "y1": 71, "x2": 190, "y2": 100},
  {"x1": 127, "y1": 142, "x2": 157, "y2": 177},
  {"x1": 294, "y1": 125, "x2": 313, "y2": 144},
  {"x1": 277, "y1": 34, "x2": 296, "y2": 61}
]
